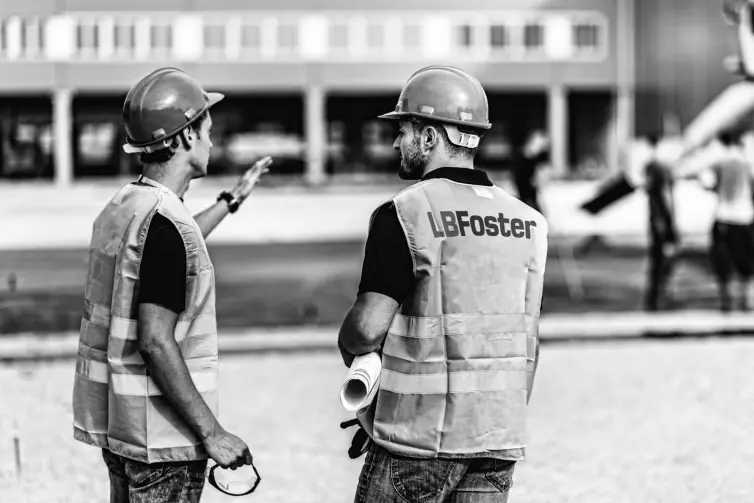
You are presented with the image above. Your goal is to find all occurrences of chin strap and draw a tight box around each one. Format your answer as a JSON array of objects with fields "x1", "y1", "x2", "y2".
[{"x1": 340, "y1": 418, "x2": 372, "y2": 459}]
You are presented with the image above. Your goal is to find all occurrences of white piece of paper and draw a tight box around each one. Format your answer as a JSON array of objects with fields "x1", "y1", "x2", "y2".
[{"x1": 340, "y1": 352, "x2": 382, "y2": 413}]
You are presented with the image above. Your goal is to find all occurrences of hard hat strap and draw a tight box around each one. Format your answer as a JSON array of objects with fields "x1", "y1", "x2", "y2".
[{"x1": 442, "y1": 124, "x2": 480, "y2": 149}]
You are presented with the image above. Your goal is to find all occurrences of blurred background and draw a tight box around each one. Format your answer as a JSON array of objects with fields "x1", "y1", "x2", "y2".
[{"x1": 2, "y1": 0, "x2": 754, "y2": 502}]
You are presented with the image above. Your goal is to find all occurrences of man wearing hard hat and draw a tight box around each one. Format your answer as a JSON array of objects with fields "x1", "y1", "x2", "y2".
[
  {"x1": 338, "y1": 66, "x2": 548, "y2": 502},
  {"x1": 72, "y1": 67, "x2": 271, "y2": 502}
]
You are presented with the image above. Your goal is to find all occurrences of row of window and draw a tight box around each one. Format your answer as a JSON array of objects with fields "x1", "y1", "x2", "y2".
[{"x1": 0, "y1": 12, "x2": 608, "y2": 62}]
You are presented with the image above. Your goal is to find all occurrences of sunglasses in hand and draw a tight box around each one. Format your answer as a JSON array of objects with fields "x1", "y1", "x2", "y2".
[{"x1": 207, "y1": 461, "x2": 261, "y2": 497}]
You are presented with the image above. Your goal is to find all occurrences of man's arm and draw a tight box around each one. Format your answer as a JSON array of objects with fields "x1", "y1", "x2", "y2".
[
  {"x1": 338, "y1": 202, "x2": 414, "y2": 367},
  {"x1": 136, "y1": 214, "x2": 251, "y2": 468},
  {"x1": 194, "y1": 201, "x2": 231, "y2": 239},
  {"x1": 137, "y1": 304, "x2": 220, "y2": 440},
  {"x1": 338, "y1": 293, "x2": 400, "y2": 367},
  {"x1": 194, "y1": 156, "x2": 272, "y2": 239}
]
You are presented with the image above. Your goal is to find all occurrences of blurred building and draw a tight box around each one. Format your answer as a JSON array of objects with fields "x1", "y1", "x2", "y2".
[{"x1": 0, "y1": 0, "x2": 734, "y2": 185}]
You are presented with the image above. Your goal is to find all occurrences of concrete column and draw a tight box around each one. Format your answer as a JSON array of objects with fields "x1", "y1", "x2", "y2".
[
  {"x1": 611, "y1": 86, "x2": 635, "y2": 173},
  {"x1": 304, "y1": 85, "x2": 327, "y2": 185},
  {"x1": 53, "y1": 88, "x2": 73, "y2": 187},
  {"x1": 548, "y1": 85, "x2": 568, "y2": 174}
]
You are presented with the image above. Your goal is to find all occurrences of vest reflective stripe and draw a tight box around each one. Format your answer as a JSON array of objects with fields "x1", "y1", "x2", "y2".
[
  {"x1": 76, "y1": 357, "x2": 109, "y2": 384},
  {"x1": 370, "y1": 178, "x2": 548, "y2": 459},
  {"x1": 72, "y1": 178, "x2": 219, "y2": 464},
  {"x1": 110, "y1": 371, "x2": 217, "y2": 396},
  {"x1": 388, "y1": 313, "x2": 536, "y2": 338},
  {"x1": 108, "y1": 313, "x2": 216, "y2": 343},
  {"x1": 380, "y1": 369, "x2": 528, "y2": 395},
  {"x1": 111, "y1": 317, "x2": 137, "y2": 340}
]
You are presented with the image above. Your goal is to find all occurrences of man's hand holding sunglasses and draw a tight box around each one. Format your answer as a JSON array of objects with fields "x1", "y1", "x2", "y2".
[{"x1": 203, "y1": 424, "x2": 253, "y2": 470}]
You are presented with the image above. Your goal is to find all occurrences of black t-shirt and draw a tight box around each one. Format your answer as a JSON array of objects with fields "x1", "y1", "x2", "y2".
[
  {"x1": 357, "y1": 167, "x2": 494, "y2": 305},
  {"x1": 137, "y1": 212, "x2": 187, "y2": 314}
]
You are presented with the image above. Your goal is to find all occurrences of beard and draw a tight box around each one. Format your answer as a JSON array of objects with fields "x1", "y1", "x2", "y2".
[{"x1": 398, "y1": 135, "x2": 428, "y2": 180}]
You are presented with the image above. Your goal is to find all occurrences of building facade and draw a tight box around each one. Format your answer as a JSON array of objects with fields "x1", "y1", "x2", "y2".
[{"x1": 0, "y1": 0, "x2": 653, "y2": 185}]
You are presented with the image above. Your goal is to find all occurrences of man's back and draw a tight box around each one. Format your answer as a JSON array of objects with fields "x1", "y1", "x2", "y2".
[
  {"x1": 713, "y1": 148, "x2": 754, "y2": 225},
  {"x1": 370, "y1": 175, "x2": 548, "y2": 459}
]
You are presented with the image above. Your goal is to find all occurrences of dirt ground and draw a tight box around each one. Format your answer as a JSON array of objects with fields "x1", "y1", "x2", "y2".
[{"x1": 0, "y1": 336, "x2": 752, "y2": 503}]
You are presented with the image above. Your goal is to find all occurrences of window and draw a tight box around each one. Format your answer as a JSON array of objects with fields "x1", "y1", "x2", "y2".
[
  {"x1": 574, "y1": 23, "x2": 599, "y2": 49},
  {"x1": 523, "y1": 23, "x2": 543, "y2": 49},
  {"x1": 77, "y1": 22, "x2": 98, "y2": 52},
  {"x1": 329, "y1": 22, "x2": 348, "y2": 49},
  {"x1": 150, "y1": 23, "x2": 172, "y2": 51},
  {"x1": 204, "y1": 24, "x2": 225, "y2": 50},
  {"x1": 0, "y1": 20, "x2": 5, "y2": 55},
  {"x1": 277, "y1": 23, "x2": 297, "y2": 50},
  {"x1": 458, "y1": 24, "x2": 472, "y2": 47},
  {"x1": 367, "y1": 22, "x2": 384, "y2": 50},
  {"x1": 115, "y1": 22, "x2": 135, "y2": 52},
  {"x1": 241, "y1": 23, "x2": 261, "y2": 49},
  {"x1": 490, "y1": 25, "x2": 508, "y2": 48},
  {"x1": 403, "y1": 23, "x2": 421, "y2": 49}
]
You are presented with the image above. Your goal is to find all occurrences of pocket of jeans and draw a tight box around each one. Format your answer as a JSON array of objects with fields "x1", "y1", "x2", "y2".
[
  {"x1": 124, "y1": 460, "x2": 170, "y2": 489},
  {"x1": 390, "y1": 455, "x2": 454, "y2": 503},
  {"x1": 484, "y1": 462, "x2": 515, "y2": 493}
]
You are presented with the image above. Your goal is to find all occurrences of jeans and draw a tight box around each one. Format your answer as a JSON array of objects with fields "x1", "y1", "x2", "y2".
[
  {"x1": 101, "y1": 449, "x2": 208, "y2": 503},
  {"x1": 354, "y1": 444, "x2": 516, "y2": 503}
]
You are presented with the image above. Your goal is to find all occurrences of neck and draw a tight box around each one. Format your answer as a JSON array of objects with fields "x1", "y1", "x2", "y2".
[
  {"x1": 422, "y1": 157, "x2": 474, "y2": 178},
  {"x1": 142, "y1": 164, "x2": 192, "y2": 199}
]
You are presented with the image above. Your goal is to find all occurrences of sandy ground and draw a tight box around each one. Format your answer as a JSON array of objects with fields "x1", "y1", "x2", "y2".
[{"x1": 1, "y1": 337, "x2": 753, "y2": 503}]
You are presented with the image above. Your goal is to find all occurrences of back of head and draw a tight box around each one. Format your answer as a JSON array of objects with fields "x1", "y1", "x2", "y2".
[
  {"x1": 122, "y1": 67, "x2": 224, "y2": 168},
  {"x1": 378, "y1": 65, "x2": 491, "y2": 160}
]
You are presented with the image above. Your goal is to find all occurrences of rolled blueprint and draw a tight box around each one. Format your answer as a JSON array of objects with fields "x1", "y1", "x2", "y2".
[{"x1": 340, "y1": 352, "x2": 382, "y2": 413}]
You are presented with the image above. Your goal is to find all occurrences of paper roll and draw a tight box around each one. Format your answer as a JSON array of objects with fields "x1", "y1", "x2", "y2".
[{"x1": 340, "y1": 352, "x2": 382, "y2": 413}]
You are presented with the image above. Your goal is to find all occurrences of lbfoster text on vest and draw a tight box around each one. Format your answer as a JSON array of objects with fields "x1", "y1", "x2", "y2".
[{"x1": 427, "y1": 211, "x2": 538, "y2": 239}]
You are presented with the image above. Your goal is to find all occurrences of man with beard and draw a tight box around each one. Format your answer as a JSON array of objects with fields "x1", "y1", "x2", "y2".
[{"x1": 338, "y1": 66, "x2": 548, "y2": 502}]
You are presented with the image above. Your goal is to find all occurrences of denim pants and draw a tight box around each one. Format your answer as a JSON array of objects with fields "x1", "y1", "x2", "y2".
[
  {"x1": 354, "y1": 443, "x2": 516, "y2": 503},
  {"x1": 101, "y1": 449, "x2": 208, "y2": 503}
]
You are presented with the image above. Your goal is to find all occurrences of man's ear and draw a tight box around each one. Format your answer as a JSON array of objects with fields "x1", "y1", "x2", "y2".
[{"x1": 423, "y1": 126, "x2": 439, "y2": 150}]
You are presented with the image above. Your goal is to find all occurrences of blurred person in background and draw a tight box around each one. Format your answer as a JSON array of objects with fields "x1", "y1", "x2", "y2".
[
  {"x1": 72, "y1": 67, "x2": 271, "y2": 503},
  {"x1": 698, "y1": 131, "x2": 754, "y2": 312},
  {"x1": 643, "y1": 132, "x2": 680, "y2": 311},
  {"x1": 338, "y1": 66, "x2": 548, "y2": 503},
  {"x1": 511, "y1": 129, "x2": 550, "y2": 213}
]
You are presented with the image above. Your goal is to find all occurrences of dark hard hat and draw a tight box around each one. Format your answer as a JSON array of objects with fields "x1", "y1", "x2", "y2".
[
  {"x1": 122, "y1": 67, "x2": 224, "y2": 154},
  {"x1": 378, "y1": 66, "x2": 491, "y2": 131}
]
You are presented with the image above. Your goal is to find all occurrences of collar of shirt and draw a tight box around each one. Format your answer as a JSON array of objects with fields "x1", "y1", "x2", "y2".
[{"x1": 421, "y1": 167, "x2": 493, "y2": 186}]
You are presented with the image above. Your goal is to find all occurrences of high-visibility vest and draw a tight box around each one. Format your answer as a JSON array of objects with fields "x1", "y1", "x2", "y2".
[
  {"x1": 370, "y1": 178, "x2": 548, "y2": 459},
  {"x1": 72, "y1": 176, "x2": 219, "y2": 464}
]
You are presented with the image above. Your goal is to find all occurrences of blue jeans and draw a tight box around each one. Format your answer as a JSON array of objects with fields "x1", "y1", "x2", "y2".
[
  {"x1": 102, "y1": 449, "x2": 207, "y2": 503},
  {"x1": 354, "y1": 444, "x2": 516, "y2": 503}
]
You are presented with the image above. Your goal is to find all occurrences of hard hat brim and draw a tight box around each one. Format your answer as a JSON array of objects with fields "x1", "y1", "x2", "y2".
[
  {"x1": 377, "y1": 111, "x2": 492, "y2": 130},
  {"x1": 123, "y1": 91, "x2": 225, "y2": 154}
]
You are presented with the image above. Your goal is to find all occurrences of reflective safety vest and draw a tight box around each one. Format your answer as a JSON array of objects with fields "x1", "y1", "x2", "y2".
[
  {"x1": 72, "y1": 176, "x2": 219, "y2": 464},
  {"x1": 370, "y1": 178, "x2": 548, "y2": 459}
]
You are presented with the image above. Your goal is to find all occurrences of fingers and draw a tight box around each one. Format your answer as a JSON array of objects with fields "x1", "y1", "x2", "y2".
[
  {"x1": 229, "y1": 461, "x2": 238, "y2": 471},
  {"x1": 243, "y1": 448, "x2": 253, "y2": 466}
]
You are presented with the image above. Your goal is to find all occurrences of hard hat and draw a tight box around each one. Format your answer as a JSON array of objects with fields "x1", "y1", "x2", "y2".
[
  {"x1": 378, "y1": 65, "x2": 491, "y2": 148},
  {"x1": 122, "y1": 67, "x2": 224, "y2": 154}
]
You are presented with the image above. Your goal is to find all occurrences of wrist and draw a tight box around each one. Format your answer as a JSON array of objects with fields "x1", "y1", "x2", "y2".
[
  {"x1": 217, "y1": 190, "x2": 240, "y2": 214},
  {"x1": 199, "y1": 420, "x2": 223, "y2": 441}
]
